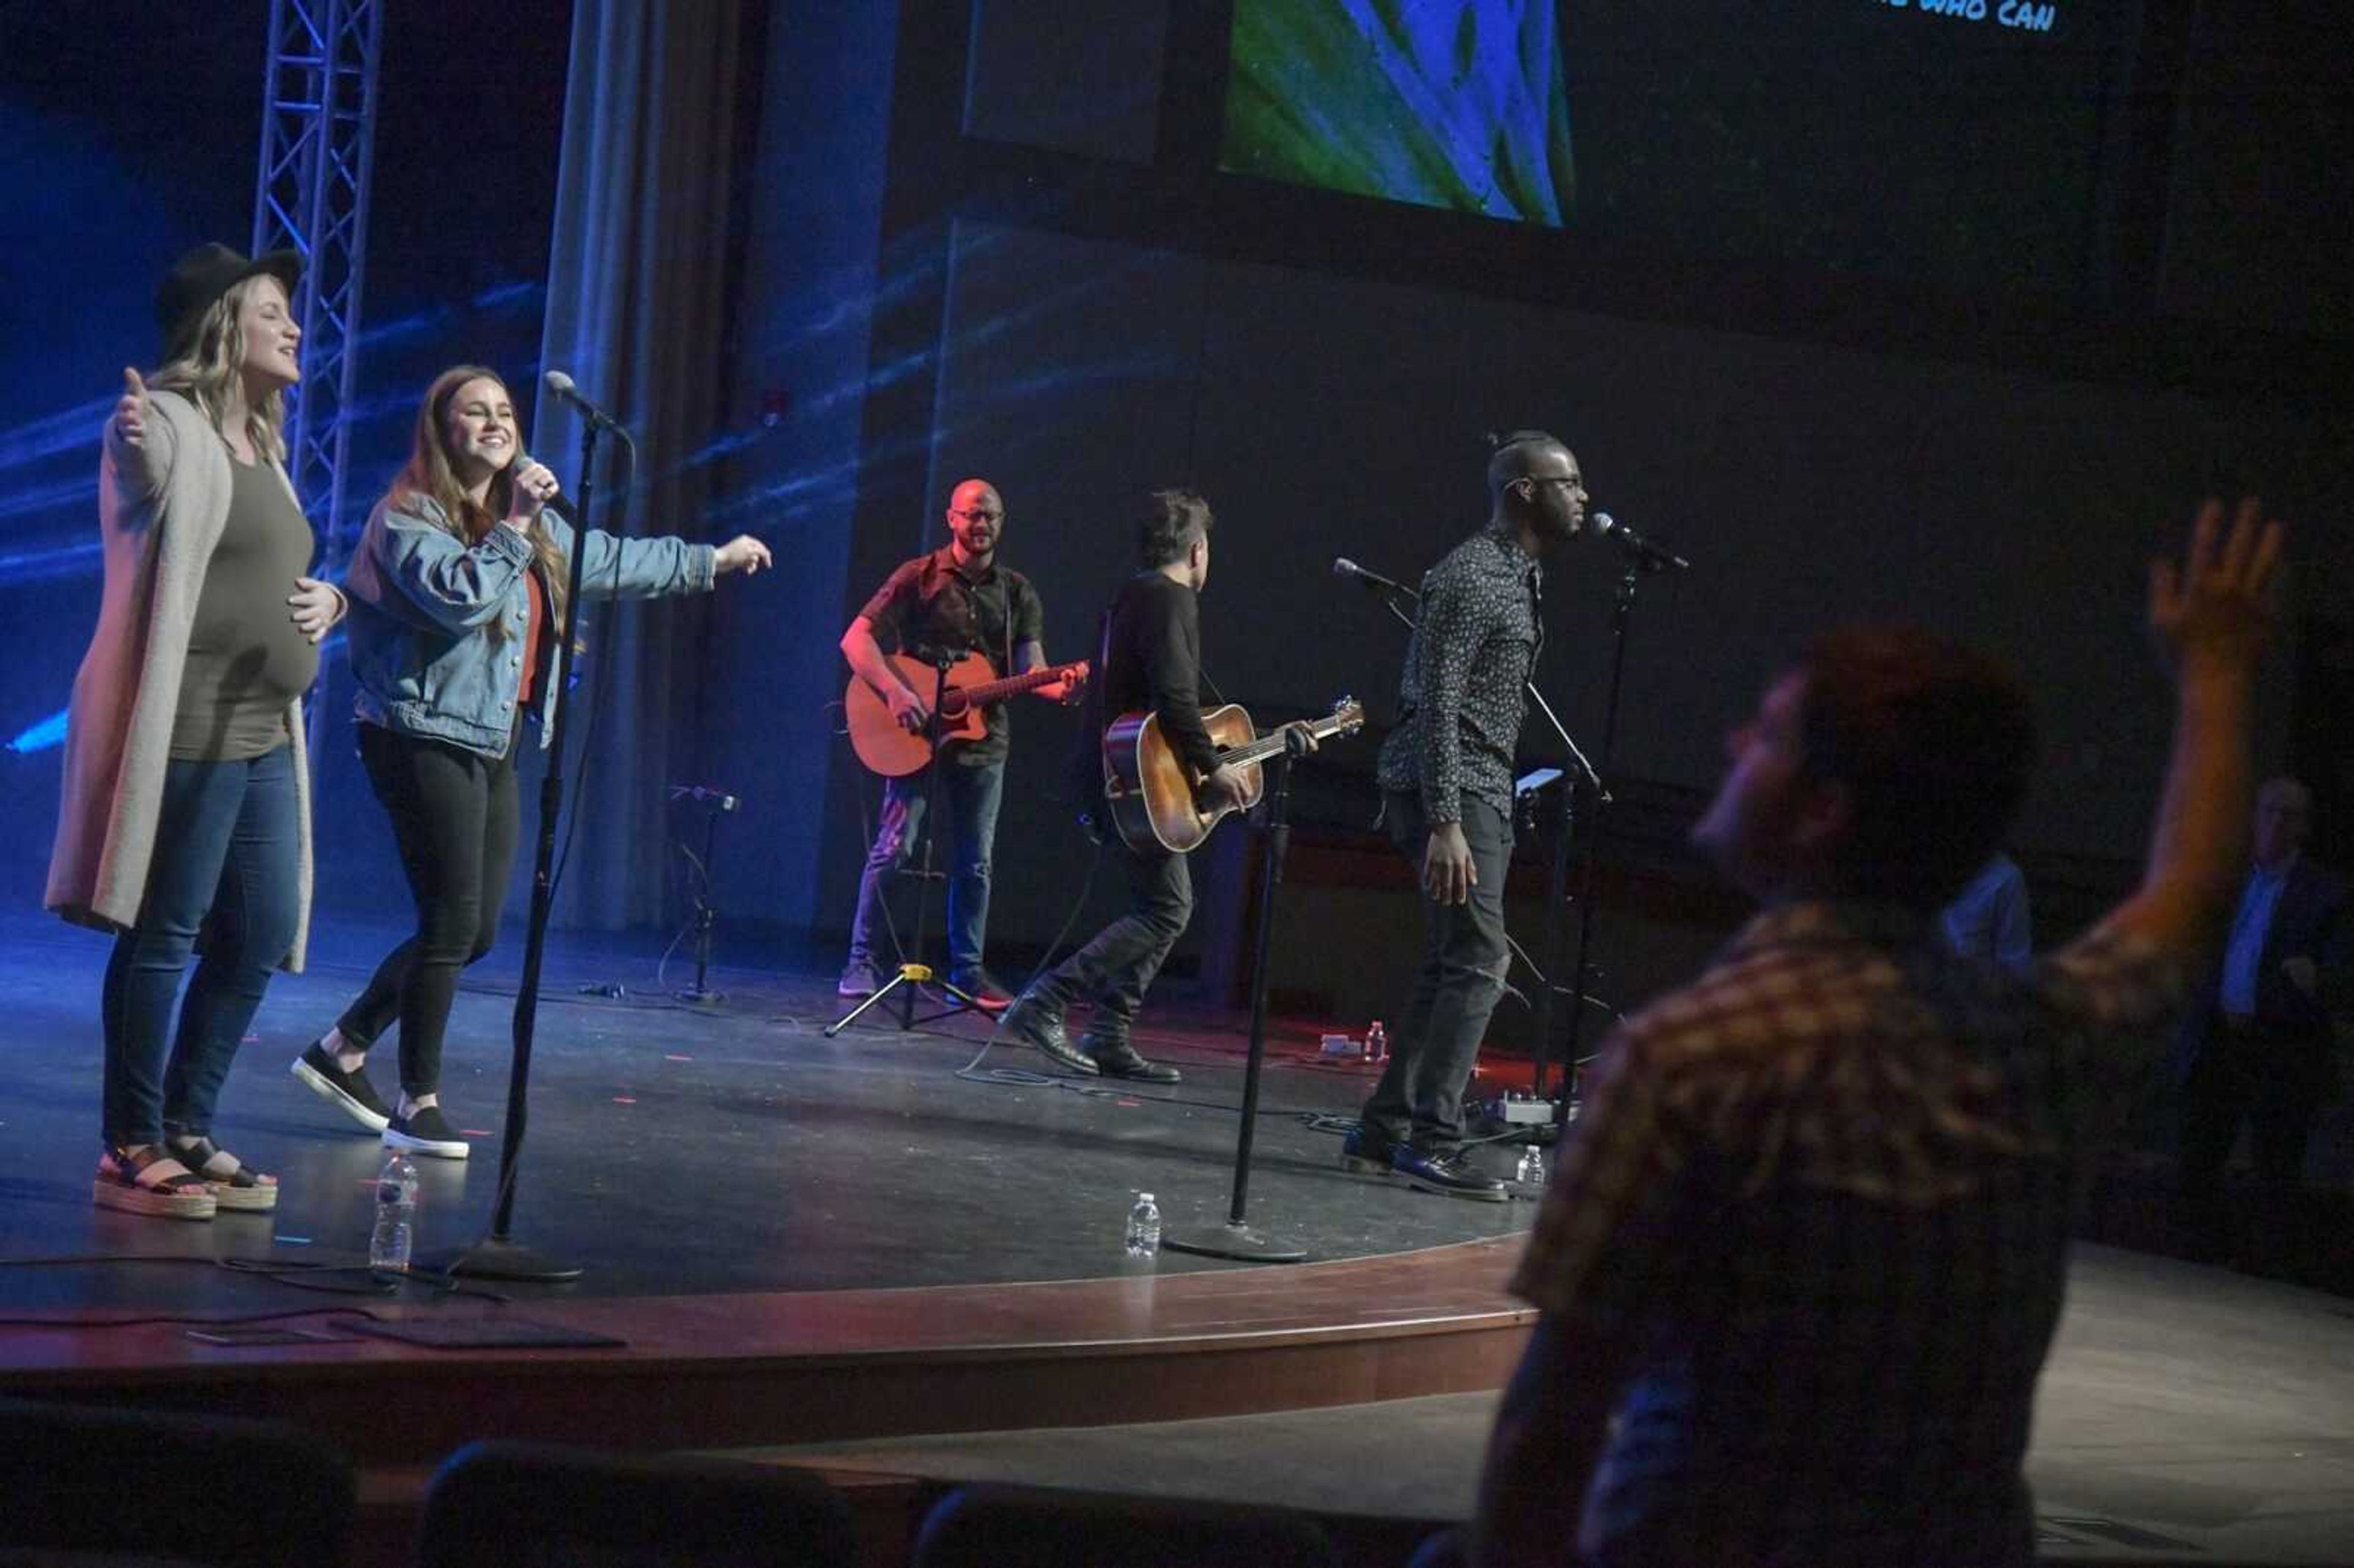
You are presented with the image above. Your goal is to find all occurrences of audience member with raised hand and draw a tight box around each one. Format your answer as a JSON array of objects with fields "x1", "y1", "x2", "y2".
[{"x1": 1473, "y1": 499, "x2": 2282, "y2": 1567}]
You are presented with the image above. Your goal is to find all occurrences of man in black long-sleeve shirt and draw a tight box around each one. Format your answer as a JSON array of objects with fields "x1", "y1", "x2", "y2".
[{"x1": 993, "y1": 490, "x2": 1248, "y2": 1081}]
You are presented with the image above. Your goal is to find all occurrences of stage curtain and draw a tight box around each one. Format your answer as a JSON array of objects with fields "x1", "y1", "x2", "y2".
[{"x1": 535, "y1": 0, "x2": 755, "y2": 930}]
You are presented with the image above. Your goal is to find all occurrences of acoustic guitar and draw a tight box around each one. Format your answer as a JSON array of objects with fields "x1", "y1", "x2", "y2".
[
  {"x1": 1102, "y1": 696, "x2": 1365, "y2": 854},
  {"x1": 845, "y1": 651, "x2": 1089, "y2": 777}
]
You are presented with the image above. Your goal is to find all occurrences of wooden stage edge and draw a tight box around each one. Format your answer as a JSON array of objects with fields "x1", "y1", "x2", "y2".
[{"x1": 1, "y1": 1235, "x2": 1536, "y2": 1467}]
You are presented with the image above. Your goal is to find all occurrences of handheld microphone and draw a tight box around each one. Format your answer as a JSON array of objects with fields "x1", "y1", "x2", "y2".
[
  {"x1": 542, "y1": 369, "x2": 624, "y2": 431},
  {"x1": 1332, "y1": 557, "x2": 1416, "y2": 597},
  {"x1": 1592, "y1": 511, "x2": 1691, "y2": 573},
  {"x1": 507, "y1": 451, "x2": 576, "y2": 524}
]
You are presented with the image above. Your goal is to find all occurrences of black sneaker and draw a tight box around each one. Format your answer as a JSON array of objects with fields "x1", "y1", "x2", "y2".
[
  {"x1": 292, "y1": 1040, "x2": 392, "y2": 1132},
  {"x1": 1339, "y1": 1125, "x2": 1398, "y2": 1177},
  {"x1": 992, "y1": 992, "x2": 1095, "y2": 1075},
  {"x1": 948, "y1": 969, "x2": 1015, "y2": 1012},
  {"x1": 1395, "y1": 1145, "x2": 1507, "y2": 1203},
  {"x1": 1085, "y1": 1040, "x2": 1180, "y2": 1083},
  {"x1": 837, "y1": 959, "x2": 883, "y2": 999},
  {"x1": 383, "y1": 1105, "x2": 470, "y2": 1160}
]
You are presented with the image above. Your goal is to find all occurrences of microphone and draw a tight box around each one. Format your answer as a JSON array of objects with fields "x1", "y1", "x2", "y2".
[
  {"x1": 1592, "y1": 511, "x2": 1691, "y2": 573},
  {"x1": 1333, "y1": 557, "x2": 1416, "y2": 597},
  {"x1": 508, "y1": 451, "x2": 576, "y2": 523},
  {"x1": 543, "y1": 369, "x2": 624, "y2": 432}
]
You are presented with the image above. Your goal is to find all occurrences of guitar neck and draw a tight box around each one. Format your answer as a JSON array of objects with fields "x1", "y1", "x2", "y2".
[
  {"x1": 1217, "y1": 715, "x2": 1350, "y2": 770},
  {"x1": 959, "y1": 664, "x2": 1069, "y2": 707}
]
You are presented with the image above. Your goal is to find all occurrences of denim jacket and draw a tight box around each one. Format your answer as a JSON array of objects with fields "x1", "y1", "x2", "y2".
[{"x1": 345, "y1": 492, "x2": 716, "y2": 759}]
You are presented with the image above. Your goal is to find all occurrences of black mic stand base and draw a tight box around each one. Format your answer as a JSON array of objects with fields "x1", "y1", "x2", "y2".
[
  {"x1": 415, "y1": 1235, "x2": 585, "y2": 1284},
  {"x1": 1160, "y1": 1222, "x2": 1308, "y2": 1265}
]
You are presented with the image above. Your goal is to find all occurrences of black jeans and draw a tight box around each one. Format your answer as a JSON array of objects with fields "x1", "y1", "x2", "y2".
[
  {"x1": 1032, "y1": 831, "x2": 1193, "y2": 1034},
  {"x1": 1359, "y1": 791, "x2": 1513, "y2": 1154},
  {"x1": 2177, "y1": 1018, "x2": 2331, "y2": 1195},
  {"x1": 341, "y1": 722, "x2": 522, "y2": 1097}
]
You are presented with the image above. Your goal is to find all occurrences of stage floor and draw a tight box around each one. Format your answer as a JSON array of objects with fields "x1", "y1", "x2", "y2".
[
  {"x1": 0, "y1": 911, "x2": 1529, "y2": 1310},
  {"x1": 7, "y1": 916, "x2": 2353, "y2": 1562},
  {"x1": 756, "y1": 1243, "x2": 2354, "y2": 1564}
]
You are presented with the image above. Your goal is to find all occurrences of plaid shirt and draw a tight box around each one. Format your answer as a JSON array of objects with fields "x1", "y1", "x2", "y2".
[{"x1": 1512, "y1": 899, "x2": 2181, "y2": 1565}]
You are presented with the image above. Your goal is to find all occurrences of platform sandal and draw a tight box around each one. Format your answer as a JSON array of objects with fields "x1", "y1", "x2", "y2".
[
  {"x1": 93, "y1": 1144, "x2": 217, "y2": 1220},
  {"x1": 165, "y1": 1135, "x2": 280, "y2": 1213}
]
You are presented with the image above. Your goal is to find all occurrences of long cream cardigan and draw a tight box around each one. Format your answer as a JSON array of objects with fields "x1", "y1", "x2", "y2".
[{"x1": 44, "y1": 389, "x2": 314, "y2": 972}]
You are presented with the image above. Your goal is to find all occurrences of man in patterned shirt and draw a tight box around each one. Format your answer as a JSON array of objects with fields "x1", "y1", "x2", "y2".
[
  {"x1": 1471, "y1": 501, "x2": 2284, "y2": 1567},
  {"x1": 1346, "y1": 430, "x2": 1590, "y2": 1200}
]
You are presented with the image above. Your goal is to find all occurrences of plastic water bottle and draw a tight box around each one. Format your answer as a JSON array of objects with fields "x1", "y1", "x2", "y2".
[
  {"x1": 1124, "y1": 1192, "x2": 1162, "y2": 1257},
  {"x1": 369, "y1": 1151, "x2": 418, "y2": 1273},
  {"x1": 1515, "y1": 1144, "x2": 1545, "y2": 1186},
  {"x1": 1365, "y1": 1020, "x2": 1387, "y2": 1062}
]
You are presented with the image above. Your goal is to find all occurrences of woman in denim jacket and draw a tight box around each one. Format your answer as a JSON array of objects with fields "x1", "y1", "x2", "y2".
[{"x1": 291, "y1": 365, "x2": 769, "y2": 1157}]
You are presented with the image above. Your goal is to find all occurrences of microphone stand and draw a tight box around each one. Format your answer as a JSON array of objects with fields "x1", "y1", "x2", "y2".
[
  {"x1": 1550, "y1": 556, "x2": 1653, "y2": 1134},
  {"x1": 1162, "y1": 733, "x2": 1311, "y2": 1265},
  {"x1": 1349, "y1": 574, "x2": 1604, "y2": 1108},
  {"x1": 674, "y1": 789, "x2": 738, "y2": 1005},
  {"x1": 424, "y1": 414, "x2": 609, "y2": 1283}
]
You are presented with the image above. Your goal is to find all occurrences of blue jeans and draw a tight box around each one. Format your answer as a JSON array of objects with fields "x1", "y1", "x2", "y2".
[
  {"x1": 845, "y1": 756, "x2": 1004, "y2": 976},
  {"x1": 101, "y1": 743, "x2": 302, "y2": 1147}
]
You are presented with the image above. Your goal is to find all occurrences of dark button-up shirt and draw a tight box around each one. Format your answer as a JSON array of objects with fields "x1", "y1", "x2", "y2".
[
  {"x1": 1376, "y1": 526, "x2": 1542, "y2": 823},
  {"x1": 859, "y1": 546, "x2": 1043, "y2": 765},
  {"x1": 1512, "y1": 900, "x2": 2182, "y2": 1564}
]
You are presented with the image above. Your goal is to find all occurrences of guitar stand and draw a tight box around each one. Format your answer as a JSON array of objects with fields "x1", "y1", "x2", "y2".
[
  {"x1": 826, "y1": 652, "x2": 985, "y2": 1038},
  {"x1": 1163, "y1": 736, "x2": 1311, "y2": 1265}
]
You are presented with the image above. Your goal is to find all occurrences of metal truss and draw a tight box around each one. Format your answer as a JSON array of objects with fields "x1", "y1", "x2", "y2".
[{"x1": 249, "y1": 0, "x2": 383, "y2": 563}]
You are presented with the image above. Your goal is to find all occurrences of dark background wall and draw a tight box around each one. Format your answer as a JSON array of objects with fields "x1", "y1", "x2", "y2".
[{"x1": 4, "y1": 1, "x2": 2350, "y2": 1023}]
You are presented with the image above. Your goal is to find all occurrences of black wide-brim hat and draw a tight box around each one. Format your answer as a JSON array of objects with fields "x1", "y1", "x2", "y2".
[{"x1": 155, "y1": 242, "x2": 302, "y2": 363}]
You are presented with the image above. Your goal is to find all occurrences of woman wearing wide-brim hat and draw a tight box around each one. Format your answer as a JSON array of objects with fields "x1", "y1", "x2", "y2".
[{"x1": 47, "y1": 242, "x2": 349, "y2": 1220}]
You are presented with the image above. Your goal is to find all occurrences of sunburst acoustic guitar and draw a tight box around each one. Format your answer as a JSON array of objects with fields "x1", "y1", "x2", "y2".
[{"x1": 1101, "y1": 696, "x2": 1365, "y2": 854}]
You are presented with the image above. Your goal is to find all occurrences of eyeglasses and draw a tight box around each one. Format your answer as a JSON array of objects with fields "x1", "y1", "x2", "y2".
[
  {"x1": 1530, "y1": 474, "x2": 1583, "y2": 490},
  {"x1": 951, "y1": 508, "x2": 1004, "y2": 523}
]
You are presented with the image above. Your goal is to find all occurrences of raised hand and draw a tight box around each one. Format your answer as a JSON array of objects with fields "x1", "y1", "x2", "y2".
[
  {"x1": 715, "y1": 535, "x2": 772, "y2": 576},
  {"x1": 2149, "y1": 497, "x2": 2284, "y2": 681},
  {"x1": 113, "y1": 368, "x2": 149, "y2": 447}
]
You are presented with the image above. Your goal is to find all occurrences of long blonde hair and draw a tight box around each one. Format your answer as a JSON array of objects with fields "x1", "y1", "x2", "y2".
[
  {"x1": 387, "y1": 365, "x2": 571, "y2": 639},
  {"x1": 149, "y1": 275, "x2": 289, "y2": 463}
]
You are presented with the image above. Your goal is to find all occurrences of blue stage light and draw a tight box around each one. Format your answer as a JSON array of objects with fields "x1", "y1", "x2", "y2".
[{"x1": 8, "y1": 707, "x2": 68, "y2": 755}]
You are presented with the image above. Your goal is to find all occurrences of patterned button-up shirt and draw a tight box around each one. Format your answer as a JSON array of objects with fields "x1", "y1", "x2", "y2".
[
  {"x1": 1376, "y1": 526, "x2": 1542, "y2": 823},
  {"x1": 1510, "y1": 900, "x2": 2182, "y2": 1564}
]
